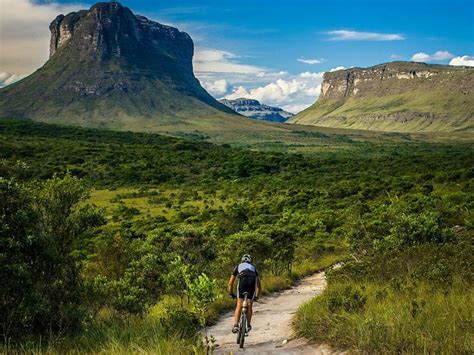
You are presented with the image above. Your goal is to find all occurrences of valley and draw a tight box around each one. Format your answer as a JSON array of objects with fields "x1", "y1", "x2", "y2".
[
  {"x1": 1, "y1": 119, "x2": 472, "y2": 353},
  {"x1": 0, "y1": 1, "x2": 473, "y2": 354}
]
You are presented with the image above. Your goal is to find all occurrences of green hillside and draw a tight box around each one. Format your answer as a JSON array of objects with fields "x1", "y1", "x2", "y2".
[
  {"x1": 291, "y1": 62, "x2": 474, "y2": 132},
  {"x1": 0, "y1": 2, "x2": 237, "y2": 128}
]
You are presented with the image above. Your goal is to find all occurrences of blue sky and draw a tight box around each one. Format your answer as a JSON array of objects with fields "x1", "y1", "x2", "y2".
[{"x1": 1, "y1": 0, "x2": 473, "y2": 111}]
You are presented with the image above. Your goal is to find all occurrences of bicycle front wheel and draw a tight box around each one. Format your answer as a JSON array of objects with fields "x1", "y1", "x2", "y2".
[{"x1": 239, "y1": 314, "x2": 247, "y2": 348}]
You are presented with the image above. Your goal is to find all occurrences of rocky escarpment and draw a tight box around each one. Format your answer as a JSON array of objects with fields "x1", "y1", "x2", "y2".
[
  {"x1": 291, "y1": 62, "x2": 474, "y2": 132},
  {"x1": 219, "y1": 98, "x2": 294, "y2": 122},
  {"x1": 0, "y1": 2, "x2": 234, "y2": 126}
]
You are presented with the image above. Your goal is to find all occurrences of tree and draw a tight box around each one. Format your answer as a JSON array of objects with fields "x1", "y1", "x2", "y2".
[{"x1": 263, "y1": 227, "x2": 296, "y2": 276}]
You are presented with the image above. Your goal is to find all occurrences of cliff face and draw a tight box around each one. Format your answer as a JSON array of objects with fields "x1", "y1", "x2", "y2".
[
  {"x1": 0, "y1": 2, "x2": 234, "y2": 126},
  {"x1": 320, "y1": 62, "x2": 472, "y2": 100},
  {"x1": 219, "y1": 98, "x2": 294, "y2": 122},
  {"x1": 291, "y1": 62, "x2": 474, "y2": 132}
]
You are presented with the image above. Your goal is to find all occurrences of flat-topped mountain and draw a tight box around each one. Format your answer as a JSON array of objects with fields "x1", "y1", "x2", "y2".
[
  {"x1": 219, "y1": 98, "x2": 294, "y2": 122},
  {"x1": 290, "y1": 62, "x2": 474, "y2": 132},
  {"x1": 0, "y1": 2, "x2": 235, "y2": 127}
]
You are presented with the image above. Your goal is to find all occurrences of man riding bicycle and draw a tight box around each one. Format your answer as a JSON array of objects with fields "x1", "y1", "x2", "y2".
[{"x1": 227, "y1": 254, "x2": 261, "y2": 334}]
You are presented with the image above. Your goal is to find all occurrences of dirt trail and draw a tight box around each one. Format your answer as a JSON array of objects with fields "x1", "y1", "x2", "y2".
[{"x1": 206, "y1": 271, "x2": 344, "y2": 354}]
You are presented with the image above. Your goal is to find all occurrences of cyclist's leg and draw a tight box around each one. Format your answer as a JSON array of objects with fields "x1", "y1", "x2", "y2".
[
  {"x1": 247, "y1": 277, "x2": 257, "y2": 326},
  {"x1": 246, "y1": 299, "x2": 253, "y2": 324},
  {"x1": 247, "y1": 276, "x2": 257, "y2": 325},
  {"x1": 233, "y1": 298, "x2": 243, "y2": 326}
]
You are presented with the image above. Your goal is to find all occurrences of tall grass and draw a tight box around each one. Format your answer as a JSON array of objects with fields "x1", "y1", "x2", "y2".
[
  {"x1": 3, "y1": 307, "x2": 202, "y2": 354},
  {"x1": 295, "y1": 278, "x2": 473, "y2": 353}
]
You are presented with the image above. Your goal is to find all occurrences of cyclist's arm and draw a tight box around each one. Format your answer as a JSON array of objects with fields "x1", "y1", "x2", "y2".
[{"x1": 227, "y1": 274, "x2": 236, "y2": 295}]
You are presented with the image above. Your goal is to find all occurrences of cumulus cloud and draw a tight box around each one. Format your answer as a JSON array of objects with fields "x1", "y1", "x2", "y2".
[
  {"x1": 193, "y1": 48, "x2": 264, "y2": 74},
  {"x1": 326, "y1": 30, "x2": 404, "y2": 41},
  {"x1": 200, "y1": 79, "x2": 229, "y2": 96},
  {"x1": 411, "y1": 50, "x2": 454, "y2": 62},
  {"x1": 329, "y1": 66, "x2": 346, "y2": 72},
  {"x1": 411, "y1": 53, "x2": 430, "y2": 62},
  {"x1": 213, "y1": 64, "x2": 351, "y2": 113},
  {"x1": 0, "y1": 72, "x2": 26, "y2": 88},
  {"x1": 449, "y1": 55, "x2": 474, "y2": 67},
  {"x1": 300, "y1": 71, "x2": 324, "y2": 79},
  {"x1": 224, "y1": 71, "x2": 326, "y2": 113},
  {"x1": 297, "y1": 58, "x2": 323, "y2": 65},
  {"x1": 0, "y1": 0, "x2": 81, "y2": 74}
]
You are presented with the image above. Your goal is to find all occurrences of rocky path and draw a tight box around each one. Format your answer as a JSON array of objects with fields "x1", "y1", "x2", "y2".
[{"x1": 205, "y1": 271, "x2": 344, "y2": 354}]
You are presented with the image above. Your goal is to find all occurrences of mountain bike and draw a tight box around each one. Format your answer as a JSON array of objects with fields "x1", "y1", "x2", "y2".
[{"x1": 236, "y1": 292, "x2": 249, "y2": 348}]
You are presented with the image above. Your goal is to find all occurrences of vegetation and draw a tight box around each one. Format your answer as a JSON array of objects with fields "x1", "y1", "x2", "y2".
[
  {"x1": 295, "y1": 178, "x2": 473, "y2": 352},
  {"x1": 1, "y1": 119, "x2": 472, "y2": 353}
]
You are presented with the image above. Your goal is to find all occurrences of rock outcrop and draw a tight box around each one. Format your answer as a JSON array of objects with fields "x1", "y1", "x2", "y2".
[
  {"x1": 291, "y1": 62, "x2": 474, "y2": 132},
  {"x1": 0, "y1": 2, "x2": 234, "y2": 126},
  {"x1": 219, "y1": 98, "x2": 294, "y2": 122}
]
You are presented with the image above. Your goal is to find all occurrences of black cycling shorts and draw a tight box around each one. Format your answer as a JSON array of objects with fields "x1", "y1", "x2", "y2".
[{"x1": 237, "y1": 275, "x2": 257, "y2": 299}]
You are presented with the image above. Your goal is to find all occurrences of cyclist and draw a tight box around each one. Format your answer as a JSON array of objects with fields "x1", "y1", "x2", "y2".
[{"x1": 227, "y1": 254, "x2": 261, "y2": 334}]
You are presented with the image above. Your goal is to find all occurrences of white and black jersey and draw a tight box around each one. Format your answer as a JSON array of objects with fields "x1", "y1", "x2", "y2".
[{"x1": 232, "y1": 262, "x2": 259, "y2": 299}]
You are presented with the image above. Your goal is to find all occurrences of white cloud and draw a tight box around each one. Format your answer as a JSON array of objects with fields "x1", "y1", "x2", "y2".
[
  {"x1": 411, "y1": 52, "x2": 430, "y2": 62},
  {"x1": 449, "y1": 55, "x2": 474, "y2": 67},
  {"x1": 432, "y1": 51, "x2": 454, "y2": 60},
  {"x1": 329, "y1": 66, "x2": 346, "y2": 72},
  {"x1": 327, "y1": 30, "x2": 404, "y2": 41},
  {"x1": 200, "y1": 79, "x2": 229, "y2": 97},
  {"x1": 193, "y1": 48, "x2": 264, "y2": 74},
  {"x1": 0, "y1": 0, "x2": 81, "y2": 74},
  {"x1": 390, "y1": 54, "x2": 402, "y2": 60},
  {"x1": 283, "y1": 103, "x2": 312, "y2": 114},
  {"x1": 256, "y1": 71, "x2": 287, "y2": 78},
  {"x1": 411, "y1": 50, "x2": 454, "y2": 62},
  {"x1": 224, "y1": 71, "x2": 325, "y2": 113},
  {"x1": 298, "y1": 58, "x2": 323, "y2": 65},
  {"x1": 300, "y1": 71, "x2": 324, "y2": 79},
  {"x1": 0, "y1": 72, "x2": 26, "y2": 88},
  {"x1": 193, "y1": 49, "x2": 236, "y2": 62}
]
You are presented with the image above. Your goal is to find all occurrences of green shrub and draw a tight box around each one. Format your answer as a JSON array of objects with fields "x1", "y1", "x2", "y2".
[
  {"x1": 161, "y1": 307, "x2": 199, "y2": 338},
  {"x1": 0, "y1": 175, "x2": 105, "y2": 340},
  {"x1": 326, "y1": 284, "x2": 367, "y2": 313}
]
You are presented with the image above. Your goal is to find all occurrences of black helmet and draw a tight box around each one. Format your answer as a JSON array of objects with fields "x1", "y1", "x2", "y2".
[{"x1": 241, "y1": 254, "x2": 253, "y2": 263}]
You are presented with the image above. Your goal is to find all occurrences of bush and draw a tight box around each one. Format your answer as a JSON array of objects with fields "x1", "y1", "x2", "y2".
[
  {"x1": 326, "y1": 284, "x2": 367, "y2": 313},
  {"x1": 161, "y1": 307, "x2": 199, "y2": 338},
  {"x1": 0, "y1": 175, "x2": 105, "y2": 340}
]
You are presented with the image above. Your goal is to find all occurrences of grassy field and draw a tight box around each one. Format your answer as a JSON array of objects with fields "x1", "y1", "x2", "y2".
[
  {"x1": 292, "y1": 91, "x2": 474, "y2": 132},
  {"x1": 296, "y1": 279, "x2": 473, "y2": 353}
]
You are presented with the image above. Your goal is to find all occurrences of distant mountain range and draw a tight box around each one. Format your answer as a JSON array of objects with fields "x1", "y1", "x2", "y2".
[
  {"x1": 0, "y1": 2, "x2": 236, "y2": 129},
  {"x1": 290, "y1": 62, "x2": 474, "y2": 132},
  {"x1": 219, "y1": 98, "x2": 294, "y2": 122}
]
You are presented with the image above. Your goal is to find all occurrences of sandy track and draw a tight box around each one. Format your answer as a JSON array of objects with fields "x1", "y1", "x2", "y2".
[{"x1": 205, "y1": 271, "x2": 344, "y2": 354}]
